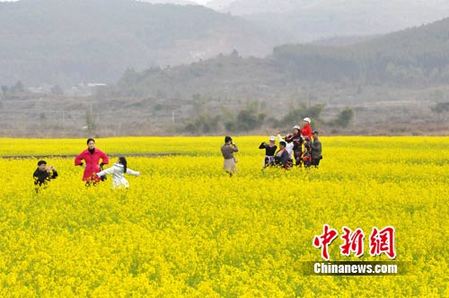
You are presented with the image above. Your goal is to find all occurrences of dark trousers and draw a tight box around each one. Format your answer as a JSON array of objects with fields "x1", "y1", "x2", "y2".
[
  {"x1": 294, "y1": 150, "x2": 302, "y2": 167},
  {"x1": 311, "y1": 158, "x2": 321, "y2": 167}
]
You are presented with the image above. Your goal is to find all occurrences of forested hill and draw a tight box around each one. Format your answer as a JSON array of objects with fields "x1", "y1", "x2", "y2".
[
  {"x1": 273, "y1": 18, "x2": 449, "y2": 84},
  {"x1": 114, "y1": 17, "x2": 449, "y2": 98},
  {"x1": 208, "y1": 0, "x2": 449, "y2": 42},
  {"x1": 0, "y1": 0, "x2": 275, "y2": 86}
]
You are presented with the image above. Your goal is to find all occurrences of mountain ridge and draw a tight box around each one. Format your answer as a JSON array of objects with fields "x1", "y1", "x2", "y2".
[
  {"x1": 0, "y1": 0, "x2": 275, "y2": 86},
  {"x1": 114, "y1": 16, "x2": 449, "y2": 99}
]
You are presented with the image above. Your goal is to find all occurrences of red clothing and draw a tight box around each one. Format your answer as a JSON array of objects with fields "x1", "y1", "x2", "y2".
[
  {"x1": 74, "y1": 148, "x2": 109, "y2": 181},
  {"x1": 301, "y1": 123, "x2": 313, "y2": 139}
]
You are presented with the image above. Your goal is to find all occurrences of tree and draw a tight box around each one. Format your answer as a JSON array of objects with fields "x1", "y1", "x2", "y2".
[
  {"x1": 333, "y1": 107, "x2": 354, "y2": 128},
  {"x1": 277, "y1": 104, "x2": 325, "y2": 128},
  {"x1": 184, "y1": 114, "x2": 221, "y2": 134},
  {"x1": 430, "y1": 102, "x2": 449, "y2": 114},
  {"x1": 191, "y1": 94, "x2": 207, "y2": 116},
  {"x1": 230, "y1": 49, "x2": 240, "y2": 58},
  {"x1": 51, "y1": 85, "x2": 64, "y2": 96},
  {"x1": 236, "y1": 110, "x2": 265, "y2": 132},
  {"x1": 430, "y1": 102, "x2": 449, "y2": 121},
  {"x1": 85, "y1": 108, "x2": 97, "y2": 135},
  {"x1": 224, "y1": 102, "x2": 266, "y2": 133},
  {"x1": 1, "y1": 85, "x2": 8, "y2": 97},
  {"x1": 11, "y1": 81, "x2": 24, "y2": 93}
]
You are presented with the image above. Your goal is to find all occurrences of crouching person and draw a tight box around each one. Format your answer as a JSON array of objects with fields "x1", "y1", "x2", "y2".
[
  {"x1": 275, "y1": 141, "x2": 293, "y2": 169},
  {"x1": 96, "y1": 157, "x2": 140, "y2": 189},
  {"x1": 33, "y1": 160, "x2": 58, "y2": 192}
]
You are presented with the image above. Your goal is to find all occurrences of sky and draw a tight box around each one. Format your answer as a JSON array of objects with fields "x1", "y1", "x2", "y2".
[{"x1": 0, "y1": 0, "x2": 210, "y2": 2}]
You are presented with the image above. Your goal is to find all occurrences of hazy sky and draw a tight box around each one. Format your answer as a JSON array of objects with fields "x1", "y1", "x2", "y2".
[{"x1": 0, "y1": 0, "x2": 210, "y2": 2}]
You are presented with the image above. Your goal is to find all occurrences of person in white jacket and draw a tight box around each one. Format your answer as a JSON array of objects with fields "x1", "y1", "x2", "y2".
[
  {"x1": 96, "y1": 156, "x2": 140, "y2": 189},
  {"x1": 277, "y1": 134, "x2": 294, "y2": 157}
]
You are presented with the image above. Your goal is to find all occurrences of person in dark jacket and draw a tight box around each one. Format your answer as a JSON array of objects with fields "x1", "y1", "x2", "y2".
[
  {"x1": 311, "y1": 131, "x2": 323, "y2": 167},
  {"x1": 284, "y1": 125, "x2": 304, "y2": 167},
  {"x1": 33, "y1": 160, "x2": 58, "y2": 191},
  {"x1": 259, "y1": 136, "x2": 277, "y2": 168},
  {"x1": 275, "y1": 141, "x2": 293, "y2": 169}
]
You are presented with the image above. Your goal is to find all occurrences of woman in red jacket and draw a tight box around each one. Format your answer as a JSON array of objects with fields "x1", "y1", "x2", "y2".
[
  {"x1": 74, "y1": 138, "x2": 109, "y2": 185},
  {"x1": 301, "y1": 117, "x2": 313, "y2": 139}
]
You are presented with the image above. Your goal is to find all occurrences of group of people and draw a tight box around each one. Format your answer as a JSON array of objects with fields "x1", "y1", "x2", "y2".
[
  {"x1": 33, "y1": 138, "x2": 140, "y2": 192},
  {"x1": 221, "y1": 117, "x2": 323, "y2": 176},
  {"x1": 33, "y1": 119, "x2": 323, "y2": 189},
  {"x1": 262, "y1": 117, "x2": 322, "y2": 169}
]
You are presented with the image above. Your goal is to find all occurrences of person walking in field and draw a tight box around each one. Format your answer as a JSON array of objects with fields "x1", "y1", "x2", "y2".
[
  {"x1": 221, "y1": 136, "x2": 238, "y2": 177},
  {"x1": 74, "y1": 138, "x2": 109, "y2": 186},
  {"x1": 259, "y1": 135, "x2": 277, "y2": 168},
  {"x1": 96, "y1": 156, "x2": 140, "y2": 189},
  {"x1": 33, "y1": 160, "x2": 58, "y2": 192},
  {"x1": 311, "y1": 130, "x2": 323, "y2": 168}
]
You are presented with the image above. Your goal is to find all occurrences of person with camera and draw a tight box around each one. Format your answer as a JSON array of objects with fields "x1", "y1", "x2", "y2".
[
  {"x1": 221, "y1": 136, "x2": 238, "y2": 177},
  {"x1": 33, "y1": 160, "x2": 58, "y2": 192}
]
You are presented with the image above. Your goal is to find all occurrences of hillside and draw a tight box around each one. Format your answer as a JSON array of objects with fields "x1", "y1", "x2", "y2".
[
  {"x1": 88, "y1": 17, "x2": 449, "y2": 135},
  {"x1": 273, "y1": 17, "x2": 449, "y2": 84},
  {"x1": 0, "y1": 0, "x2": 275, "y2": 86},
  {"x1": 140, "y1": 0, "x2": 196, "y2": 4},
  {"x1": 3, "y1": 1, "x2": 449, "y2": 136},
  {"x1": 114, "y1": 17, "x2": 449, "y2": 98},
  {"x1": 208, "y1": 0, "x2": 449, "y2": 42},
  {"x1": 207, "y1": 0, "x2": 297, "y2": 15}
]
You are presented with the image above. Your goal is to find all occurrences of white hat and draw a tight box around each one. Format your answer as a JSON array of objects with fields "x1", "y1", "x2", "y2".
[
  {"x1": 269, "y1": 135, "x2": 276, "y2": 141},
  {"x1": 293, "y1": 125, "x2": 301, "y2": 130},
  {"x1": 303, "y1": 117, "x2": 311, "y2": 123}
]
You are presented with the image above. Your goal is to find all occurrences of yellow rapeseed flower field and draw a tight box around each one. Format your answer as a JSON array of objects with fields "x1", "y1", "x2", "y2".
[{"x1": 0, "y1": 136, "x2": 448, "y2": 296}]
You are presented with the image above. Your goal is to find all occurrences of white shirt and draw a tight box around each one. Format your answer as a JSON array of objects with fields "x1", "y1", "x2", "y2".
[
  {"x1": 277, "y1": 134, "x2": 294, "y2": 156},
  {"x1": 97, "y1": 163, "x2": 140, "y2": 188}
]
